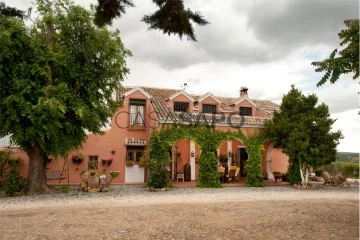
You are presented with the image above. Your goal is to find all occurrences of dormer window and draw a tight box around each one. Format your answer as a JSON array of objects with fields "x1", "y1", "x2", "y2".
[
  {"x1": 239, "y1": 107, "x2": 252, "y2": 116},
  {"x1": 202, "y1": 104, "x2": 216, "y2": 114},
  {"x1": 129, "y1": 99, "x2": 146, "y2": 129},
  {"x1": 174, "y1": 102, "x2": 189, "y2": 112}
]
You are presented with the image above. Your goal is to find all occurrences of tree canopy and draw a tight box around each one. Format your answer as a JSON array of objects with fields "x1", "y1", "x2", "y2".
[
  {"x1": 312, "y1": 19, "x2": 359, "y2": 86},
  {"x1": 0, "y1": 0, "x2": 130, "y2": 193},
  {"x1": 264, "y1": 85, "x2": 342, "y2": 184},
  {"x1": 94, "y1": 0, "x2": 209, "y2": 41},
  {"x1": 0, "y1": 1, "x2": 25, "y2": 18}
]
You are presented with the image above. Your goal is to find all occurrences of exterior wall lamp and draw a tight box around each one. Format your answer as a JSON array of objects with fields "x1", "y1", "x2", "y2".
[
  {"x1": 191, "y1": 151, "x2": 194, "y2": 157},
  {"x1": 228, "y1": 151, "x2": 232, "y2": 158},
  {"x1": 111, "y1": 149, "x2": 116, "y2": 155}
]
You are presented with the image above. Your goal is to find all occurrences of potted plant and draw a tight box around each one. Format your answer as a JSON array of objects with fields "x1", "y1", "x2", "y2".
[
  {"x1": 88, "y1": 159, "x2": 98, "y2": 169},
  {"x1": 71, "y1": 153, "x2": 83, "y2": 164},
  {"x1": 77, "y1": 154, "x2": 84, "y2": 164},
  {"x1": 138, "y1": 157, "x2": 148, "y2": 167},
  {"x1": 107, "y1": 157, "x2": 113, "y2": 166},
  {"x1": 72, "y1": 153, "x2": 82, "y2": 164},
  {"x1": 126, "y1": 161, "x2": 134, "y2": 166}
]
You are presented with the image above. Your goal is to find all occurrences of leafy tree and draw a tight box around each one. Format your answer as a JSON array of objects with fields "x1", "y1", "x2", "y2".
[
  {"x1": 312, "y1": 19, "x2": 359, "y2": 86},
  {"x1": 264, "y1": 85, "x2": 342, "y2": 185},
  {"x1": 0, "y1": 1, "x2": 25, "y2": 18},
  {"x1": 0, "y1": 0, "x2": 130, "y2": 194},
  {"x1": 94, "y1": 0, "x2": 209, "y2": 41}
]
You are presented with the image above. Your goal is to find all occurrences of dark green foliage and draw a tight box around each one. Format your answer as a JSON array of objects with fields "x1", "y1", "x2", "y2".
[
  {"x1": 317, "y1": 162, "x2": 359, "y2": 178},
  {"x1": 94, "y1": 0, "x2": 134, "y2": 27},
  {"x1": 240, "y1": 133, "x2": 265, "y2": 187},
  {"x1": 342, "y1": 163, "x2": 359, "y2": 178},
  {"x1": 142, "y1": 0, "x2": 209, "y2": 41},
  {"x1": 0, "y1": 2, "x2": 25, "y2": 18},
  {"x1": 287, "y1": 158, "x2": 302, "y2": 185},
  {"x1": 147, "y1": 131, "x2": 173, "y2": 188},
  {"x1": 190, "y1": 127, "x2": 228, "y2": 188},
  {"x1": 94, "y1": 0, "x2": 209, "y2": 41},
  {"x1": 336, "y1": 152, "x2": 359, "y2": 163},
  {"x1": 312, "y1": 19, "x2": 359, "y2": 86},
  {"x1": 60, "y1": 185, "x2": 69, "y2": 193},
  {"x1": 4, "y1": 160, "x2": 27, "y2": 196},
  {"x1": 0, "y1": 0, "x2": 130, "y2": 194},
  {"x1": 197, "y1": 151, "x2": 221, "y2": 188},
  {"x1": 0, "y1": 150, "x2": 27, "y2": 196},
  {"x1": 1, "y1": 0, "x2": 130, "y2": 156},
  {"x1": 0, "y1": 150, "x2": 13, "y2": 177},
  {"x1": 264, "y1": 85, "x2": 342, "y2": 184}
]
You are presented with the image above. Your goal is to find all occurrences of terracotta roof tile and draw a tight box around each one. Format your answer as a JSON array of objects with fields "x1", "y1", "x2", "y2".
[{"x1": 116, "y1": 86, "x2": 279, "y2": 126}]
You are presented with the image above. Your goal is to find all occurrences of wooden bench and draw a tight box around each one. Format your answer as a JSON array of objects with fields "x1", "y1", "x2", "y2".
[
  {"x1": 46, "y1": 170, "x2": 67, "y2": 181},
  {"x1": 176, "y1": 173, "x2": 184, "y2": 182}
]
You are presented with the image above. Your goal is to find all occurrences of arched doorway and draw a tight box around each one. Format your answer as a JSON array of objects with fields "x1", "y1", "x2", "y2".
[{"x1": 238, "y1": 147, "x2": 248, "y2": 177}]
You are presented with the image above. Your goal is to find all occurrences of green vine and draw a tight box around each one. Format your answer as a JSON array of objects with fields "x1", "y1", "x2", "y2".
[
  {"x1": 238, "y1": 133, "x2": 265, "y2": 187},
  {"x1": 190, "y1": 126, "x2": 230, "y2": 188},
  {"x1": 148, "y1": 125, "x2": 266, "y2": 189}
]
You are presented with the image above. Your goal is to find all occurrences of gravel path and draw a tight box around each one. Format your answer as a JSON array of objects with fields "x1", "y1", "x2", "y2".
[
  {"x1": 0, "y1": 183, "x2": 358, "y2": 210},
  {"x1": 0, "y1": 184, "x2": 358, "y2": 240}
]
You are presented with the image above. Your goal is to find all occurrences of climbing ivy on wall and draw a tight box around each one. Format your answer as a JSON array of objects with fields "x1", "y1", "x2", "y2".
[
  {"x1": 148, "y1": 125, "x2": 267, "y2": 189},
  {"x1": 147, "y1": 126, "x2": 187, "y2": 189},
  {"x1": 189, "y1": 126, "x2": 230, "y2": 188},
  {"x1": 233, "y1": 132, "x2": 266, "y2": 187}
]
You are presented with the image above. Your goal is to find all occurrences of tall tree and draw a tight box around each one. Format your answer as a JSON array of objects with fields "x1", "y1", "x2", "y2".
[
  {"x1": 0, "y1": 0, "x2": 130, "y2": 194},
  {"x1": 264, "y1": 85, "x2": 342, "y2": 185},
  {"x1": 312, "y1": 19, "x2": 359, "y2": 87},
  {"x1": 94, "y1": 0, "x2": 209, "y2": 41}
]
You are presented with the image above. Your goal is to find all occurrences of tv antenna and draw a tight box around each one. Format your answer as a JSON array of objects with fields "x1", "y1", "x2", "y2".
[{"x1": 181, "y1": 83, "x2": 188, "y2": 90}]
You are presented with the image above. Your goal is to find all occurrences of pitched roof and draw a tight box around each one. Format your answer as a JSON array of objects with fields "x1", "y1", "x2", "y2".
[
  {"x1": 167, "y1": 90, "x2": 195, "y2": 102},
  {"x1": 117, "y1": 86, "x2": 279, "y2": 126}
]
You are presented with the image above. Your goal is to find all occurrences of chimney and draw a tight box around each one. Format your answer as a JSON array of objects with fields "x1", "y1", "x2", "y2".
[{"x1": 240, "y1": 87, "x2": 248, "y2": 98}]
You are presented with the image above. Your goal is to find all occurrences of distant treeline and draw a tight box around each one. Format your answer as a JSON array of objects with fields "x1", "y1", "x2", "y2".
[{"x1": 336, "y1": 152, "x2": 359, "y2": 163}]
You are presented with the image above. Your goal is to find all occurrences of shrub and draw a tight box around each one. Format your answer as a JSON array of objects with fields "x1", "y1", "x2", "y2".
[
  {"x1": 4, "y1": 163, "x2": 27, "y2": 196},
  {"x1": 288, "y1": 158, "x2": 302, "y2": 185},
  {"x1": 110, "y1": 171, "x2": 119, "y2": 178},
  {"x1": 0, "y1": 150, "x2": 14, "y2": 177},
  {"x1": 317, "y1": 162, "x2": 359, "y2": 178},
  {"x1": 60, "y1": 185, "x2": 69, "y2": 193},
  {"x1": 314, "y1": 169, "x2": 323, "y2": 177},
  {"x1": 0, "y1": 150, "x2": 27, "y2": 196},
  {"x1": 342, "y1": 163, "x2": 359, "y2": 178},
  {"x1": 281, "y1": 172, "x2": 289, "y2": 182}
]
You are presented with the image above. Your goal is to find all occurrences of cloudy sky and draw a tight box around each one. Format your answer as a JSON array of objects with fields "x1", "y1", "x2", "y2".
[{"x1": 3, "y1": 0, "x2": 360, "y2": 152}]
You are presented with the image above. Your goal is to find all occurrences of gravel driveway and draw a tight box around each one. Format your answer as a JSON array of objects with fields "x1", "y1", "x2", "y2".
[{"x1": 0, "y1": 184, "x2": 358, "y2": 240}]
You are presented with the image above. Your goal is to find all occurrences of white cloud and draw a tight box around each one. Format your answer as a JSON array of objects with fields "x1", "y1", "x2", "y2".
[{"x1": 332, "y1": 109, "x2": 360, "y2": 153}]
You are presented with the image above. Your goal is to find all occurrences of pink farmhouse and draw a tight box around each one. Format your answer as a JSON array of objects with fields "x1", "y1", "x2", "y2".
[{"x1": 5, "y1": 86, "x2": 289, "y2": 184}]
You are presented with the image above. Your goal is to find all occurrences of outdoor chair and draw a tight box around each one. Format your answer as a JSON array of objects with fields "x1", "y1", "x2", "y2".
[
  {"x1": 217, "y1": 166, "x2": 225, "y2": 182},
  {"x1": 228, "y1": 170, "x2": 237, "y2": 183},
  {"x1": 228, "y1": 166, "x2": 240, "y2": 182}
]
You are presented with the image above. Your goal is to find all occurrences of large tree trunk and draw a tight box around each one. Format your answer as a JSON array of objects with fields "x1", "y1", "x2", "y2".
[{"x1": 25, "y1": 143, "x2": 51, "y2": 194}]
